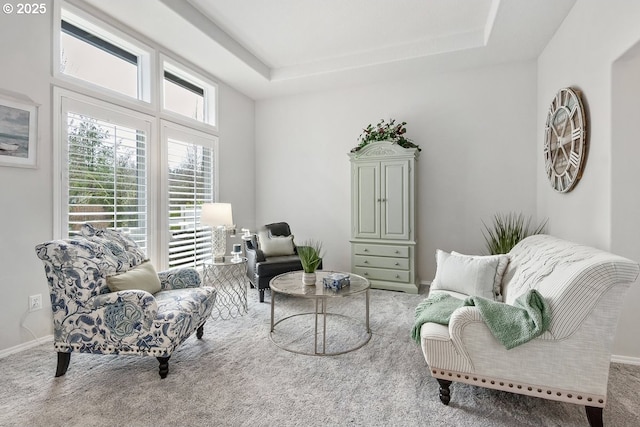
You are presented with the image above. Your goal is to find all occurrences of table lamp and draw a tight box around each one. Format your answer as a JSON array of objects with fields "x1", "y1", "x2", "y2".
[{"x1": 201, "y1": 203, "x2": 235, "y2": 261}]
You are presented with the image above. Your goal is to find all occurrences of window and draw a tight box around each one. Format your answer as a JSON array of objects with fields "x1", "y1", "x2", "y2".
[
  {"x1": 54, "y1": 3, "x2": 220, "y2": 270},
  {"x1": 61, "y1": 20, "x2": 138, "y2": 98},
  {"x1": 60, "y1": 94, "x2": 152, "y2": 252},
  {"x1": 164, "y1": 71, "x2": 205, "y2": 122},
  {"x1": 163, "y1": 123, "x2": 217, "y2": 268},
  {"x1": 58, "y1": 6, "x2": 151, "y2": 101},
  {"x1": 162, "y1": 59, "x2": 217, "y2": 127}
]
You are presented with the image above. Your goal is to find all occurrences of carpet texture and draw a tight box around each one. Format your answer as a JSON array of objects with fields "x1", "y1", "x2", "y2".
[{"x1": 1, "y1": 285, "x2": 639, "y2": 427}]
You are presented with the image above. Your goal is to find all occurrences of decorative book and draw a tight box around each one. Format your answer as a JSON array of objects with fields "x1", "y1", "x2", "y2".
[{"x1": 323, "y1": 273, "x2": 350, "y2": 290}]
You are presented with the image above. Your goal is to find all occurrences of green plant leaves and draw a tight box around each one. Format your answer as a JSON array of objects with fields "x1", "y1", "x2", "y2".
[
  {"x1": 298, "y1": 240, "x2": 323, "y2": 273},
  {"x1": 352, "y1": 119, "x2": 421, "y2": 152},
  {"x1": 482, "y1": 213, "x2": 547, "y2": 255}
]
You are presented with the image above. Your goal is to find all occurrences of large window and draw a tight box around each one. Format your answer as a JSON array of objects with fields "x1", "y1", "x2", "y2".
[
  {"x1": 55, "y1": 4, "x2": 220, "y2": 270},
  {"x1": 164, "y1": 123, "x2": 217, "y2": 268},
  {"x1": 60, "y1": 96, "x2": 151, "y2": 251}
]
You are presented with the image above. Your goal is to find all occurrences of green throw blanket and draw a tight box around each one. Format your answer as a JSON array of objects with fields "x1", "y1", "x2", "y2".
[{"x1": 411, "y1": 290, "x2": 550, "y2": 350}]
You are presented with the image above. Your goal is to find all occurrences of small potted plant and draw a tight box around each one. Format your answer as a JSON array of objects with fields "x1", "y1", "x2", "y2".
[{"x1": 298, "y1": 240, "x2": 323, "y2": 285}]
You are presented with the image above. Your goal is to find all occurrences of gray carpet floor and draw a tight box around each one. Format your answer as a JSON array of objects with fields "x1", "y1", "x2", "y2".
[{"x1": 1, "y1": 285, "x2": 639, "y2": 427}]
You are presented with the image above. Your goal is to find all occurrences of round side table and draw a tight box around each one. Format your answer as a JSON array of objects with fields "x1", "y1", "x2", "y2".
[{"x1": 202, "y1": 256, "x2": 248, "y2": 320}]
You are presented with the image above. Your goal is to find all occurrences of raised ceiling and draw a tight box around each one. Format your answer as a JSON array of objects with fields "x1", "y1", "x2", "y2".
[{"x1": 82, "y1": 0, "x2": 576, "y2": 99}]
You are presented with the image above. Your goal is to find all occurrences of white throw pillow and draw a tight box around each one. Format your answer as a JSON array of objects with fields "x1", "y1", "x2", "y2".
[
  {"x1": 452, "y1": 251, "x2": 510, "y2": 301},
  {"x1": 259, "y1": 232, "x2": 296, "y2": 257},
  {"x1": 431, "y1": 250, "x2": 508, "y2": 300},
  {"x1": 107, "y1": 261, "x2": 162, "y2": 294}
]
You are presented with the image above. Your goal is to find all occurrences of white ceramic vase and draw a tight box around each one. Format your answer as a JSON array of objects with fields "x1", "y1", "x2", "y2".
[{"x1": 302, "y1": 272, "x2": 316, "y2": 286}]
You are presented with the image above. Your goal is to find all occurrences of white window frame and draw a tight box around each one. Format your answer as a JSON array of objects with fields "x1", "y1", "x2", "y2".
[
  {"x1": 159, "y1": 120, "x2": 219, "y2": 268},
  {"x1": 52, "y1": 1, "x2": 221, "y2": 270},
  {"x1": 161, "y1": 55, "x2": 218, "y2": 130},
  {"x1": 54, "y1": 1, "x2": 154, "y2": 104},
  {"x1": 53, "y1": 87, "x2": 158, "y2": 261}
]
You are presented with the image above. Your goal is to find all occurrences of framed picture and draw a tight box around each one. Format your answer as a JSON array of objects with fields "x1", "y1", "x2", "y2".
[{"x1": 0, "y1": 96, "x2": 38, "y2": 168}]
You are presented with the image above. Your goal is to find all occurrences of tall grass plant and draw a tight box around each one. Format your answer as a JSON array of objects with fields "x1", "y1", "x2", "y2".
[{"x1": 482, "y1": 213, "x2": 547, "y2": 255}]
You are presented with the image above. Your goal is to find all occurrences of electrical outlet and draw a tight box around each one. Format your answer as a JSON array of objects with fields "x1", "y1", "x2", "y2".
[{"x1": 29, "y1": 294, "x2": 42, "y2": 312}]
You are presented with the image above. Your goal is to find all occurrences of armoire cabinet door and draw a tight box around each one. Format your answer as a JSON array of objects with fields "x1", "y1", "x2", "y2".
[
  {"x1": 381, "y1": 160, "x2": 410, "y2": 240},
  {"x1": 353, "y1": 161, "x2": 380, "y2": 239}
]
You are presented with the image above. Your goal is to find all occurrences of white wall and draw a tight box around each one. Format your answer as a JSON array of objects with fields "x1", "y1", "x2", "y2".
[
  {"x1": 612, "y1": 46, "x2": 640, "y2": 360},
  {"x1": 0, "y1": 1, "x2": 255, "y2": 352},
  {"x1": 0, "y1": 2, "x2": 55, "y2": 352},
  {"x1": 538, "y1": 0, "x2": 640, "y2": 358},
  {"x1": 255, "y1": 61, "x2": 539, "y2": 282}
]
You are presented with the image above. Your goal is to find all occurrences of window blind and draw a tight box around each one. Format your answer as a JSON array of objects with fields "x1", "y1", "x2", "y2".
[
  {"x1": 167, "y1": 137, "x2": 214, "y2": 268},
  {"x1": 66, "y1": 111, "x2": 148, "y2": 250}
]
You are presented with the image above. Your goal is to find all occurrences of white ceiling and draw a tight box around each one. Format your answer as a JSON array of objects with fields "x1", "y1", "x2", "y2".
[{"x1": 82, "y1": 0, "x2": 576, "y2": 100}]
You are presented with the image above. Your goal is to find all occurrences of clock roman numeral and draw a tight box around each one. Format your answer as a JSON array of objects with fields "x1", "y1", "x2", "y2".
[
  {"x1": 569, "y1": 151, "x2": 580, "y2": 167},
  {"x1": 571, "y1": 128, "x2": 582, "y2": 141},
  {"x1": 569, "y1": 105, "x2": 578, "y2": 119}
]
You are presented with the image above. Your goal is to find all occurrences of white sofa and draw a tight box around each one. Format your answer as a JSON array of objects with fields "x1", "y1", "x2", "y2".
[{"x1": 418, "y1": 235, "x2": 639, "y2": 427}]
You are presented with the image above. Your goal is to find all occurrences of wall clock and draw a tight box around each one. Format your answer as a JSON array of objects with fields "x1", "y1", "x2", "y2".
[{"x1": 544, "y1": 87, "x2": 587, "y2": 193}]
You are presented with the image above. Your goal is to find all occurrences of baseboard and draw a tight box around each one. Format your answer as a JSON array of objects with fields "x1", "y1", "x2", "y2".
[
  {"x1": 0, "y1": 335, "x2": 53, "y2": 359},
  {"x1": 611, "y1": 354, "x2": 640, "y2": 365}
]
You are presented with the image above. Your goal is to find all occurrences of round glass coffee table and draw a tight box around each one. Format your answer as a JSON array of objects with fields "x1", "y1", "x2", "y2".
[{"x1": 269, "y1": 271, "x2": 371, "y2": 356}]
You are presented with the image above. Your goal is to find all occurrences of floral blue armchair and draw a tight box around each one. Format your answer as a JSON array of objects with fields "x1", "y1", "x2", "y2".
[{"x1": 35, "y1": 224, "x2": 216, "y2": 379}]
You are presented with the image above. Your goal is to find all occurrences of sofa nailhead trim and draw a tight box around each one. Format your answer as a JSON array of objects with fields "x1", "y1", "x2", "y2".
[{"x1": 429, "y1": 368, "x2": 606, "y2": 407}]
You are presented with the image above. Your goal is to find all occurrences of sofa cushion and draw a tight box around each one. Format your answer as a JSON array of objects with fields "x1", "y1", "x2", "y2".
[
  {"x1": 430, "y1": 250, "x2": 503, "y2": 300},
  {"x1": 107, "y1": 261, "x2": 162, "y2": 294},
  {"x1": 259, "y1": 232, "x2": 296, "y2": 257},
  {"x1": 154, "y1": 287, "x2": 216, "y2": 322},
  {"x1": 452, "y1": 251, "x2": 509, "y2": 301}
]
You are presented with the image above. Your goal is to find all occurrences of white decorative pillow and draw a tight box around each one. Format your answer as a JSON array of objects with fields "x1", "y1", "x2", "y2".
[
  {"x1": 258, "y1": 232, "x2": 296, "y2": 257},
  {"x1": 107, "y1": 260, "x2": 162, "y2": 294},
  {"x1": 431, "y1": 250, "x2": 508, "y2": 300},
  {"x1": 452, "y1": 251, "x2": 510, "y2": 301}
]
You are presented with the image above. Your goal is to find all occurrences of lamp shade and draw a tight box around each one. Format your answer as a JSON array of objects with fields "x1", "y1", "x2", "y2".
[{"x1": 201, "y1": 203, "x2": 233, "y2": 227}]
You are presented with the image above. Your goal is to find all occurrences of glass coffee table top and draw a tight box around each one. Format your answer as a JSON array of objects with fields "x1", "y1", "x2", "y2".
[{"x1": 269, "y1": 271, "x2": 370, "y2": 298}]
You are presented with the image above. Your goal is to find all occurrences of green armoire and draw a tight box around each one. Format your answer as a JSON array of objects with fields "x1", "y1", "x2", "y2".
[{"x1": 348, "y1": 141, "x2": 419, "y2": 293}]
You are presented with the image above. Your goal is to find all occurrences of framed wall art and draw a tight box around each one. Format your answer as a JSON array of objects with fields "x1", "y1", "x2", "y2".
[{"x1": 0, "y1": 95, "x2": 38, "y2": 168}]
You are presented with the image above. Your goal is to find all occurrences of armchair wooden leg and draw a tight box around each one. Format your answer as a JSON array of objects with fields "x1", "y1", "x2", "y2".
[
  {"x1": 437, "y1": 379, "x2": 452, "y2": 405},
  {"x1": 259, "y1": 289, "x2": 265, "y2": 303},
  {"x1": 157, "y1": 356, "x2": 171, "y2": 379},
  {"x1": 55, "y1": 352, "x2": 71, "y2": 377},
  {"x1": 585, "y1": 406, "x2": 603, "y2": 427},
  {"x1": 196, "y1": 324, "x2": 204, "y2": 339}
]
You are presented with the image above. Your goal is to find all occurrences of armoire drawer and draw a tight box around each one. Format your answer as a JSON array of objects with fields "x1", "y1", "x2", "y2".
[
  {"x1": 354, "y1": 255, "x2": 409, "y2": 270},
  {"x1": 354, "y1": 267, "x2": 410, "y2": 283},
  {"x1": 353, "y1": 243, "x2": 408, "y2": 258}
]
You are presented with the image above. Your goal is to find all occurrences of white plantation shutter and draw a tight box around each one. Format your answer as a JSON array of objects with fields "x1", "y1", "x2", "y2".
[
  {"x1": 61, "y1": 97, "x2": 150, "y2": 251},
  {"x1": 57, "y1": 93, "x2": 218, "y2": 270},
  {"x1": 166, "y1": 126, "x2": 216, "y2": 268}
]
